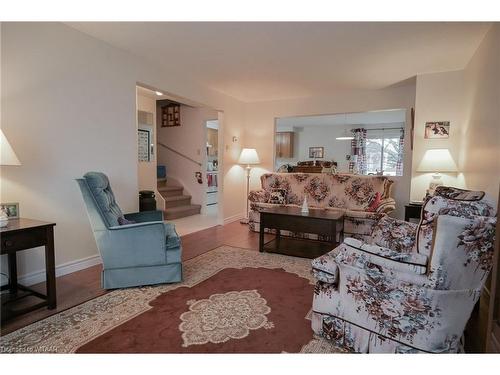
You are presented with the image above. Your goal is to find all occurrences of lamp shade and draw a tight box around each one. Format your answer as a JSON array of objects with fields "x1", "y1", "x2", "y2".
[
  {"x1": 238, "y1": 148, "x2": 260, "y2": 165},
  {"x1": 0, "y1": 129, "x2": 21, "y2": 166},
  {"x1": 417, "y1": 149, "x2": 457, "y2": 172}
]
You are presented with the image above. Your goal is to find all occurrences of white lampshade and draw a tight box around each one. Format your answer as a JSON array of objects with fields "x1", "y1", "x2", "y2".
[
  {"x1": 0, "y1": 129, "x2": 21, "y2": 166},
  {"x1": 417, "y1": 149, "x2": 457, "y2": 173},
  {"x1": 238, "y1": 148, "x2": 260, "y2": 165}
]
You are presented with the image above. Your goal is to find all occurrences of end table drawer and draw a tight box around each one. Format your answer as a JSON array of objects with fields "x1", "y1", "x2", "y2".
[{"x1": 1, "y1": 228, "x2": 47, "y2": 252}]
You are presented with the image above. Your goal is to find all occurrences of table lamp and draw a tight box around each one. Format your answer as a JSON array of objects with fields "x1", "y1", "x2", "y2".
[
  {"x1": 417, "y1": 148, "x2": 457, "y2": 196},
  {"x1": 238, "y1": 148, "x2": 260, "y2": 224},
  {"x1": 1, "y1": 129, "x2": 21, "y2": 227}
]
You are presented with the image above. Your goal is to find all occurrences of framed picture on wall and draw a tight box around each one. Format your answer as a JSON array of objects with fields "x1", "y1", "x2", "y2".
[
  {"x1": 309, "y1": 147, "x2": 324, "y2": 158},
  {"x1": 0, "y1": 202, "x2": 19, "y2": 219},
  {"x1": 425, "y1": 121, "x2": 450, "y2": 139}
]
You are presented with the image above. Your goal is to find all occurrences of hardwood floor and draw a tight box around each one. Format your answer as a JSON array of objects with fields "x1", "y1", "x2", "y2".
[{"x1": 0, "y1": 221, "x2": 270, "y2": 336}]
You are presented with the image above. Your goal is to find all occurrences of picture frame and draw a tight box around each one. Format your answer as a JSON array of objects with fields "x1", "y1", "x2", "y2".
[
  {"x1": 425, "y1": 121, "x2": 450, "y2": 139},
  {"x1": 0, "y1": 202, "x2": 19, "y2": 219},
  {"x1": 309, "y1": 147, "x2": 324, "y2": 159}
]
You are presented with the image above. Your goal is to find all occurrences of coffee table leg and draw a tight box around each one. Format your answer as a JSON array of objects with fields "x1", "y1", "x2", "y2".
[
  {"x1": 45, "y1": 226, "x2": 57, "y2": 309},
  {"x1": 259, "y1": 221, "x2": 265, "y2": 253},
  {"x1": 331, "y1": 220, "x2": 337, "y2": 247}
]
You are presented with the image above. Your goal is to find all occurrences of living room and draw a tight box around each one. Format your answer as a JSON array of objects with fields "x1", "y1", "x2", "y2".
[{"x1": 1, "y1": 1, "x2": 499, "y2": 373}]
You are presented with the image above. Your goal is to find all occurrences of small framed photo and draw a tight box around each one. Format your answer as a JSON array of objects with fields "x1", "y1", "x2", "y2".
[
  {"x1": 425, "y1": 121, "x2": 450, "y2": 139},
  {"x1": 0, "y1": 202, "x2": 19, "y2": 219},
  {"x1": 309, "y1": 147, "x2": 324, "y2": 159}
]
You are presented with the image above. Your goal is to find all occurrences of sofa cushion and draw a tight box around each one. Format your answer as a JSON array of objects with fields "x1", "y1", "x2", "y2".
[
  {"x1": 84, "y1": 172, "x2": 124, "y2": 227},
  {"x1": 268, "y1": 188, "x2": 287, "y2": 205}
]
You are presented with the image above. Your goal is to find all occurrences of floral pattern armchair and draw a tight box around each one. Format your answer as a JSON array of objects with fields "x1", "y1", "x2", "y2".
[
  {"x1": 248, "y1": 173, "x2": 396, "y2": 242},
  {"x1": 311, "y1": 187, "x2": 497, "y2": 353}
]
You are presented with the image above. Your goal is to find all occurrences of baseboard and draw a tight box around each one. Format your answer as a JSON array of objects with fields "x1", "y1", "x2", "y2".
[
  {"x1": 223, "y1": 213, "x2": 245, "y2": 225},
  {"x1": 10, "y1": 254, "x2": 102, "y2": 287}
]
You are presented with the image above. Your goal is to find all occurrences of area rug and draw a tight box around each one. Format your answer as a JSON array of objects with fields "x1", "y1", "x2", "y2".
[{"x1": 0, "y1": 246, "x2": 339, "y2": 353}]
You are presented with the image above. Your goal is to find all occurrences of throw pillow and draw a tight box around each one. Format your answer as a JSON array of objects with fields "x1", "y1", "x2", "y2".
[
  {"x1": 118, "y1": 216, "x2": 136, "y2": 225},
  {"x1": 367, "y1": 192, "x2": 381, "y2": 212},
  {"x1": 268, "y1": 189, "x2": 287, "y2": 205}
]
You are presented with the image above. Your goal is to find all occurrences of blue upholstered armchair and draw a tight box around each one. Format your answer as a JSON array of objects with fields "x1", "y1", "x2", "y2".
[{"x1": 76, "y1": 172, "x2": 182, "y2": 289}]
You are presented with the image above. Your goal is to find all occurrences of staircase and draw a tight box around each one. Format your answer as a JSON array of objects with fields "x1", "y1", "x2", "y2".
[{"x1": 157, "y1": 177, "x2": 201, "y2": 220}]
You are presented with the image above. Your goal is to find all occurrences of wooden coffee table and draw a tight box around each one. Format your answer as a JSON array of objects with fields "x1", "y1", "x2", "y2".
[{"x1": 259, "y1": 206, "x2": 343, "y2": 259}]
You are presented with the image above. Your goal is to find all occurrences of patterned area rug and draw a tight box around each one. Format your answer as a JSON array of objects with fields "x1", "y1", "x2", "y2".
[{"x1": 0, "y1": 246, "x2": 339, "y2": 353}]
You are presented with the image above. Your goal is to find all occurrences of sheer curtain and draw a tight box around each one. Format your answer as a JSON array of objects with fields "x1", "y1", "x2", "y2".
[{"x1": 349, "y1": 128, "x2": 367, "y2": 174}]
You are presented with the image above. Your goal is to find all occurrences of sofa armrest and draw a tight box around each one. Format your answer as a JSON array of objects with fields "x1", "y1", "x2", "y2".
[
  {"x1": 124, "y1": 210, "x2": 164, "y2": 223},
  {"x1": 99, "y1": 221, "x2": 167, "y2": 269},
  {"x1": 375, "y1": 197, "x2": 396, "y2": 214},
  {"x1": 248, "y1": 189, "x2": 269, "y2": 203}
]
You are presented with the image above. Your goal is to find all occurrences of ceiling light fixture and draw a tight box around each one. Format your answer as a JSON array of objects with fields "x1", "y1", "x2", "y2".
[
  {"x1": 155, "y1": 91, "x2": 163, "y2": 96},
  {"x1": 336, "y1": 113, "x2": 354, "y2": 140}
]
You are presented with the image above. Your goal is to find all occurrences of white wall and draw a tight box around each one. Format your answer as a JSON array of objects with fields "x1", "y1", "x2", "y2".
[
  {"x1": 156, "y1": 105, "x2": 218, "y2": 209},
  {"x1": 0, "y1": 22, "x2": 246, "y2": 282},
  {"x1": 461, "y1": 24, "x2": 500, "y2": 201},
  {"x1": 137, "y1": 93, "x2": 157, "y2": 192},
  {"x1": 411, "y1": 70, "x2": 465, "y2": 201},
  {"x1": 243, "y1": 85, "x2": 416, "y2": 219}
]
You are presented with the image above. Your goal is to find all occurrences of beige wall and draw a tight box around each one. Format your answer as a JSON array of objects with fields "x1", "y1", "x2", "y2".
[
  {"x1": 156, "y1": 105, "x2": 218, "y2": 210},
  {"x1": 0, "y1": 22, "x2": 245, "y2": 282},
  {"x1": 411, "y1": 70, "x2": 465, "y2": 201},
  {"x1": 411, "y1": 24, "x2": 499, "y2": 203},
  {"x1": 462, "y1": 24, "x2": 500, "y2": 201},
  {"x1": 243, "y1": 84, "x2": 416, "y2": 219}
]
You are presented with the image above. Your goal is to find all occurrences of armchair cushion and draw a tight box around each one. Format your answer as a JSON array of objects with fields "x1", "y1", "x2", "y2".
[
  {"x1": 83, "y1": 172, "x2": 124, "y2": 227},
  {"x1": 124, "y1": 210, "x2": 164, "y2": 223},
  {"x1": 371, "y1": 215, "x2": 417, "y2": 253}
]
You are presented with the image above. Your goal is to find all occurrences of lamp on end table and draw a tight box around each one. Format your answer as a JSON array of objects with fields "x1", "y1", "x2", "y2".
[
  {"x1": 417, "y1": 148, "x2": 457, "y2": 197},
  {"x1": 238, "y1": 148, "x2": 260, "y2": 224}
]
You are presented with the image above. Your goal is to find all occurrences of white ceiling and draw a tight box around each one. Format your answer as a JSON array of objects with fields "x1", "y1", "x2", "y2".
[
  {"x1": 68, "y1": 22, "x2": 491, "y2": 102},
  {"x1": 277, "y1": 109, "x2": 406, "y2": 129}
]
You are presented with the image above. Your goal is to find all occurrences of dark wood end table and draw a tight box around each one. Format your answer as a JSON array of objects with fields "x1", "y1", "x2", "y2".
[
  {"x1": 404, "y1": 202, "x2": 423, "y2": 222},
  {"x1": 259, "y1": 206, "x2": 343, "y2": 259},
  {"x1": 1, "y1": 218, "x2": 57, "y2": 322}
]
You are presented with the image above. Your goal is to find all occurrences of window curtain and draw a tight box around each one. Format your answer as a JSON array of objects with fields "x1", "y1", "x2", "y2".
[
  {"x1": 396, "y1": 128, "x2": 405, "y2": 176},
  {"x1": 349, "y1": 128, "x2": 367, "y2": 174}
]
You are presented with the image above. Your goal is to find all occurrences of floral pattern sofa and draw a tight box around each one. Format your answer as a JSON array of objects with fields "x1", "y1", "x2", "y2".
[
  {"x1": 248, "y1": 173, "x2": 396, "y2": 242},
  {"x1": 311, "y1": 186, "x2": 497, "y2": 353}
]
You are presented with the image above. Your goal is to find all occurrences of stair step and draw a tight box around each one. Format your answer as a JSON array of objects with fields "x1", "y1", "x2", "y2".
[
  {"x1": 164, "y1": 204, "x2": 201, "y2": 220},
  {"x1": 164, "y1": 194, "x2": 192, "y2": 208},
  {"x1": 158, "y1": 185, "x2": 184, "y2": 197}
]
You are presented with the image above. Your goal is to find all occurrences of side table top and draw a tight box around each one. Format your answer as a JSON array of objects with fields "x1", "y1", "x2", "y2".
[
  {"x1": 0, "y1": 218, "x2": 56, "y2": 233},
  {"x1": 260, "y1": 206, "x2": 343, "y2": 220}
]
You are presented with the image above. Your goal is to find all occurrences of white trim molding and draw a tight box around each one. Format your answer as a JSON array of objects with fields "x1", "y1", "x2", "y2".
[
  {"x1": 223, "y1": 213, "x2": 245, "y2": 225},
  {"x1": 12, "y1": 254, "x2": 102, "y2": 287}
]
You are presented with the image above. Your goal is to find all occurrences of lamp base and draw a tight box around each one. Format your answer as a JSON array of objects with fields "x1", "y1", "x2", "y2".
[{"x1": 427, "y1": 173, "x2": 443, "y2": 196}]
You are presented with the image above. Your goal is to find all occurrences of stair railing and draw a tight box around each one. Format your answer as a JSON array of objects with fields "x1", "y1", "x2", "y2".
[{"x1": 157, "y1": 142, "x2": 202, "y2": 167}]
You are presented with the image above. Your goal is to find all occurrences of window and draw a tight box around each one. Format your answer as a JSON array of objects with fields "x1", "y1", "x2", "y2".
[{"x1": 365, "y1": 129, "x2": 404, "y2": 176}]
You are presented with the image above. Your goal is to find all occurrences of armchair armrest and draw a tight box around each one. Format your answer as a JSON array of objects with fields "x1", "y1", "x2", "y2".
[
  {"x1": 248, "y1": 189, "x2": 269, "y2": 203},
  {"x1": 124, "y1": 210, "x2": 164, "y2": 223},
  {"x1": 338, "y1": 238, "x2": 428, "y2": 275},
  {"x1": 98, "y1": 221, "x2": 166, "y2": 269},
  {"x1": 375, "y1": 197, "x2": 396, "y2": 214}
]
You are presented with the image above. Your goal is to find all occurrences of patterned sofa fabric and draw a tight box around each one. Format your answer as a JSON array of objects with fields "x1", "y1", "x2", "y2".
[
  {"x1": 248, "y1": 173, "x2": 395, "y2": 241},
  {"x1": 311, "y1": 189, "x2": 497, "y2": 353}
]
